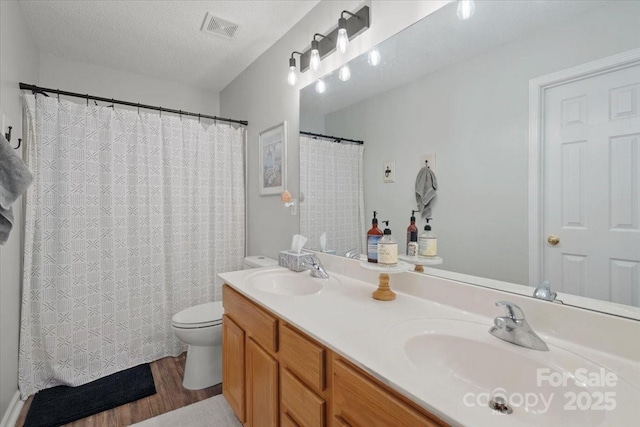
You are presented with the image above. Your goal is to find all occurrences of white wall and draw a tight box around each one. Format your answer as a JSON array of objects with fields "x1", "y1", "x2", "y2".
[
  {"x1": 0, "y1": 0, "x2": 40, "y2": 419},
  {"x1": 221, "y1": 0, "x2": 449, "y2": 258},
  {"x1": 39, "y1": 54, "x2": 219, "y2": 116},
  {"x1": 324, "y1": 2, "x2": 640, "y2": 284}
]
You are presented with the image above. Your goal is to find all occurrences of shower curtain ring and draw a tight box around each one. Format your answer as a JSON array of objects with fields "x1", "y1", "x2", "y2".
[
  {"x1": 198, "y1": 114, "x2": 201, "y2": 123},
  {"x1": 111, "y1": 99, "x2": 115, "y2": 110},
  {"x1": 57, "y1": 90, "x2": 60, "y2": 101},
  {"x1": 86, "y1": 94, "x2": 89, "y2": 106},
  {"x1": 137, "y1": 103, "x2": 140, "y2": 114},
  {"x1": 179, "y1": 110, "x2": 182, "y2": 121}
]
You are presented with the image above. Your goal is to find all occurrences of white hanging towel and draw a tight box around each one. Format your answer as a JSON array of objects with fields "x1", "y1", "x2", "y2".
[
  {"x1": 415, "y1": 166, "x2": 437, "y2": 219},
  {"x1": 0, "y1": 134, "x2": 33, "y2": 244}
]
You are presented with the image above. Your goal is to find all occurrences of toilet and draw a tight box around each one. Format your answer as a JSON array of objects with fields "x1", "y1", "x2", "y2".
[{"x1": 171, "y1": 255, "x2": 278, "y2": 389}]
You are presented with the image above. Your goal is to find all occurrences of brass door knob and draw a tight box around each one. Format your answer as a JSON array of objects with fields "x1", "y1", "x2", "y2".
[{"x1": 547, "y1": 235, "x2": 560, "y2": 245}]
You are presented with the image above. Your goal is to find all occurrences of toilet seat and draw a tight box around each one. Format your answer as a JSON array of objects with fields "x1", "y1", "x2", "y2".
[{"x1": 172, "y1": 301, "x2": 224, "y2": 329}]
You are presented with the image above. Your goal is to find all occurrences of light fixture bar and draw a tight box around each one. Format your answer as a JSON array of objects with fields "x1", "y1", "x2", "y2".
[{"x1": 300, "y1": 5, "x2": 369, "y2": 72}]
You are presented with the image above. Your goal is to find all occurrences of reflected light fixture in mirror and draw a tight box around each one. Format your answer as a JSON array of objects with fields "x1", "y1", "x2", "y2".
[
  {"x1": 457, "y1": 0, "x2": 476, "y2": 21},
  {"x1": 368, "y1": 47, "x2": 381, "y2": 66},
  {"x1": 339, "y1": 64, "x2": 351, "y2": 81},
  {"x1": 315, "y1": 78, "x2": 326, "y2": 93}
]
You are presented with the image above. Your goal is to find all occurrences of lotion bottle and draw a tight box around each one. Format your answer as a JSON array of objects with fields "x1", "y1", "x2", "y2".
[
  {"x1": 406, "y1": 210, "x2": 418, "y2": 256},
  {"x1": 367, "y1": 211, "x2": 383, "y2": 263},
  {"x1": 378, "y1": 220, "x2": 398, "y2": 267},
  {"x1": 418, "y1": 219, "x2": 437, "y2": 257}
]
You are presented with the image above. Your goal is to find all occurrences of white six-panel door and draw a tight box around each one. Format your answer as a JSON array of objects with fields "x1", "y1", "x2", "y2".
[{"x1": 543, "y1": 63, "x2": 640, "y2": 307}]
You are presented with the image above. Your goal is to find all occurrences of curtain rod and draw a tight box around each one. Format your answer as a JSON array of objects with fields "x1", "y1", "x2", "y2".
[
  {"x1": 300, "y1": 131, "x2": 363, "y2": 145},
  {"x1": 19, "y1": 83, "x2": 249, "y2": 126}
]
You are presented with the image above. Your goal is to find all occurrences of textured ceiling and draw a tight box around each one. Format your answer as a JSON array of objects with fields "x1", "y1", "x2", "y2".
[{"x1": 18, "y1": 0, "x2": 320, "y2": 92}]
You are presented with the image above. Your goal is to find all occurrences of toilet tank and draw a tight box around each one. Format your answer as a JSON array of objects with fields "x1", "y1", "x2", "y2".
[{"x1": 243, "y1": 255, "x2": 278, "y2": 269}]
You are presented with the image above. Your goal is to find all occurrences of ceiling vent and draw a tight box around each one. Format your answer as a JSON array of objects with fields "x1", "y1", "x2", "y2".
[{"x1": 201, "y1": 13, "x2": 239, "y2": 39}]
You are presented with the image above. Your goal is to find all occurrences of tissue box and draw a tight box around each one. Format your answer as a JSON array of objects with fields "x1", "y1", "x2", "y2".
[{"x1": 278, "y1": 250, "x2": 313, "y2": 272}]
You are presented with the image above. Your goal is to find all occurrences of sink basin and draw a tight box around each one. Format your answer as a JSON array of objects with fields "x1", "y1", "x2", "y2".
[
  {"x1": 386, "y1": 319, "x2": 639, "y2": 426},
  {"x1": 245, "y1": 269, "x2": 337, "y2": 296}
]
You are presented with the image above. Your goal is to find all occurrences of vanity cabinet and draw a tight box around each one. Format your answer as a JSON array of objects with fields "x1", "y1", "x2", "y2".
[
  {"x1": 223, "y1": 286, "x2": 279, "y2": 427},
  {"x1": 222, "y1": 284, "x2": 447, "y2": 427}
]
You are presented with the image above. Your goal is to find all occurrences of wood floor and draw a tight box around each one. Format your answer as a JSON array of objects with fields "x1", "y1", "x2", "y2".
[{"x1": 15, "y1": 353, "x2": 222, "y2": 427}]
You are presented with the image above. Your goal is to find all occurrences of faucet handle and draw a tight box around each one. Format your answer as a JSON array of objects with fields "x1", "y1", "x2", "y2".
[
  {"x1": 495, "y1": 301, "x2": 525, "y2": 321},
  {"x1": 302, "y1": 255, "x2": 320, "y2": 267}
]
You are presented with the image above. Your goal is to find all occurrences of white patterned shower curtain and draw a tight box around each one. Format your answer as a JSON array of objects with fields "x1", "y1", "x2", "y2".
[
  {"x1": 299, "y1": 135, "x2": 364, "y2": 255},
  {"x1": 18, "y1": 95, "x2": 245, "y2": 398}
]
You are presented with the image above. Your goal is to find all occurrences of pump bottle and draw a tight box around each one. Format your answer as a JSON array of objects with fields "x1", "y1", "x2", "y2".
[
  {"x1": 378, "y1": 220, "x2": 398, "y2": 266},
  {"x1": 367, "y1": 211, "x2": 384, "y2": 263},
  {"x1": 406, "y1": 210, "x2": 418, "y2": 256},
  {"x1": 418, "y1": 219, "x2": 437, "y2": 257}
]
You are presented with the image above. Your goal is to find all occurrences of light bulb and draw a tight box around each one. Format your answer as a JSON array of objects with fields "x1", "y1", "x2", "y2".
[
  {"x1": 457, "y1": 0, "x2": 475, "y2": 21},
  {"x1": 339, "y1": 64, "x2": 351, "y2": 82},
  {"x1": 315, "y1": 79, "x2": 326, "y2": 94},
  {"x1": 287, "y1": 66, "x2": 297, "y2": 86},
  {"x1": 368, "y1": 48, "x2": 381, "y2": 66},
  {"x1": 310, "y1": 49, "x2": 320, "y2": 71},
  {"x1": 337, "y1": 28, "x2": 349, "y2": 54}
]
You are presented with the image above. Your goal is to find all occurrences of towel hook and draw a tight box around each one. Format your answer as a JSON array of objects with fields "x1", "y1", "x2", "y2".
[{"x1": 4, "y1": 126, "x2": 22, "y2": 149}]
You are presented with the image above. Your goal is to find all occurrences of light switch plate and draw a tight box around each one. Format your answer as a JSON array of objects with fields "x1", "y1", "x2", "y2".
[
  {"x1": 383, "y1": 160, "x2": 395, "y2": 183},
  {"x1": 421, "y1": 154, "x2": 436, "y2": 174}
]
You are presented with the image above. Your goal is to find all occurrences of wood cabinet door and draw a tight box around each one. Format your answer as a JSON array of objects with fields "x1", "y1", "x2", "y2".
[
  {"x1": 333, "y1": 359, "x2": 440, "y2": 427},
  {"x1": 246, "y1": 338, "x2": 279, "y2": 427},
  {"x1": 222, "y1": 315, "x2": 245, "y2": 423}
]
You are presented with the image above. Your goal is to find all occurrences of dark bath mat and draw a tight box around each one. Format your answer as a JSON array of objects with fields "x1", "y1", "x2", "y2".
[{"x1": 24, "y1": 363, "x2": 156, "y2": 427}]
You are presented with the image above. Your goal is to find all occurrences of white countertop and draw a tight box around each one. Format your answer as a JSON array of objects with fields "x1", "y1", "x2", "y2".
[{"x1": 218, "y1": 255, "x2": 640, "y2": 427}]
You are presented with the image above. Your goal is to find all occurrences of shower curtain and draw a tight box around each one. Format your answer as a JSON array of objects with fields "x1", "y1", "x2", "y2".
[
  {"x1": 299, "y1": 135, "x2": 364, "y2": 255},
  {"x1": 18, "y1": 95, "x2": 245, "y2": 398}
]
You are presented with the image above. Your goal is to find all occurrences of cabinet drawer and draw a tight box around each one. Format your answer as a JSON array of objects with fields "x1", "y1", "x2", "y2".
[
  {"x1": 280, "y1": 323, "x2": 325, "y2": 393},
  {"x1": 223, "y1": 285, "x2": 278, "y2": 353},
  {"x1": 333, "y1": 359, "x2": 441, "y2": 427},
  {"x1": 281, "y1": 368, "x2": 325, "y2": 427}
]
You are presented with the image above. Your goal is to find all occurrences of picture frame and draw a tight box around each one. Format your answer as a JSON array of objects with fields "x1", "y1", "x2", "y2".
[{"x1": 258, "y1": 121, "x2": 287, "y2": 196}]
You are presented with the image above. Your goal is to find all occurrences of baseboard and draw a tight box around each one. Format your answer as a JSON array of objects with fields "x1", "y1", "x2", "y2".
[{"x1": 0, "y1": 391, "x2": 24, "y2": 427}]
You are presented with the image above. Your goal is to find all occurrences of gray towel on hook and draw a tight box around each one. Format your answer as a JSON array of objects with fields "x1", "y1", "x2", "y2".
[
  {"x1": 415, "y1": 166, "x2": 437, "y2": 220},
  {"x1": 0, "y1": 133, "x2": 33, "y2": 245}
]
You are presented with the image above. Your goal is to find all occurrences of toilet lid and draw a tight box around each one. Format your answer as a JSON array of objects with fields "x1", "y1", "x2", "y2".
[{"x1": 172, "y1": 301, "x2": 224, "y2": 328}]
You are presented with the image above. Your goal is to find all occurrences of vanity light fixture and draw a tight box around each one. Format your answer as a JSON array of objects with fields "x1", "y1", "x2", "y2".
[
  {"x1": 287, "y1": 51, "x2": 303, "y2": 86},
  {"x1": 339, "y1": 64, "x2": 351, "y2": 82},
  {"x1": 296, "y1": 6, "x2": 370, "y2": 73},
  {"x1": 368, "y1": 47, "x2": 381, "y2": 66},
  {"x1": 457, "y1": 0, "x2": 476, "y2": 21},
  {"x1": 337, "y1": 11, "x2": 358, "y2": 54},
  {"x1": 310, "y1": 34, "x2": 327, "y2": 71},
  {"x1": 315, "y1": 78, "x2": 326, "y2": 94}
]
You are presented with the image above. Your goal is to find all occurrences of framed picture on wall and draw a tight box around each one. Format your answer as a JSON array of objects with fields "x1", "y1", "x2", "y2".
[{"x1": 258, "y1": 121, "x2": 287, "y2": 196}]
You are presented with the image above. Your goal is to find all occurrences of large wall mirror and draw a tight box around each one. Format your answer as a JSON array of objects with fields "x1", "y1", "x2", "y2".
[{"x1": 299, "y1": 0, "x2": 640, "y2": 319}]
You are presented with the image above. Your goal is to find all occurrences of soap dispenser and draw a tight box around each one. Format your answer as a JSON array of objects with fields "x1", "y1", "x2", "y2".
[
  {"x1": 378, "y1": 220, "x2": 398, "y2": 267},
  {"x1": 406, "y1": 210, "x2": 418, "y2": 256},
  {"x1": 418, "y1": 219, "x2": 437, "y2": 257},
  {"x1": 367, "y1": 211, "x2": 384, "y2": 263}
]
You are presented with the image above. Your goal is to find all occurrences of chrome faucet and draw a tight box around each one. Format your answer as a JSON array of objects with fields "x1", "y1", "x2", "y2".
[
  {"x1": 302, "y1": 255, "x2": 330, "y2": 279},
  {"x1": 489, "y1": 301, "x2": 549, "y2": 351},
  {"x1": 344, "y1": 248, "x2": 361, "y2": 260},
  {"x1": 533, "y1": 280, "x2": 557, "y2": 302}
]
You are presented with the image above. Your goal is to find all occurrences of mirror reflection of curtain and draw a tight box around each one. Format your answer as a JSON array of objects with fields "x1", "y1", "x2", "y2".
[
  {"x1": 299, "y1": 135, "x2": 364, "y2": 255},
  {"x1": 19, "y1": 94, "x2": 245, "y2": 398}
]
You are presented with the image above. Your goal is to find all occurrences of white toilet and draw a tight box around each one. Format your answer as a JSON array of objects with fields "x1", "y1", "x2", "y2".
[{"x1": 171, "y1": 255, "x2": 278, "y2": 389}]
